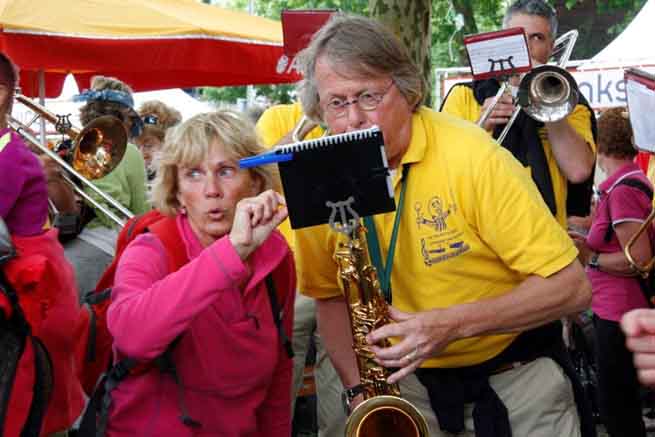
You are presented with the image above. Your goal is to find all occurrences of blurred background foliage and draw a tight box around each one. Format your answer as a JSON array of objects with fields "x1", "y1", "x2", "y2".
[{"x1": 200, "y1": 0, "x2": 647, "y2": 107}]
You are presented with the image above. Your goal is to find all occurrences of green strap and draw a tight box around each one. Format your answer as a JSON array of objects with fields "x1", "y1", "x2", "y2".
[{"x1": 364, "y1": 165, "x2": 410, "y2": 303}]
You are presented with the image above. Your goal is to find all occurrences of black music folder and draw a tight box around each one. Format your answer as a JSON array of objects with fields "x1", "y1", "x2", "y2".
[{"x1": 277, "y1": 127, "x2": 395, "y2": 230}]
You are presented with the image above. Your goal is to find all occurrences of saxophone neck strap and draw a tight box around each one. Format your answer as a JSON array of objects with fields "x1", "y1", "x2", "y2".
[{"x1": 364, "y1": 164, "x2": 410, "y2": 304}]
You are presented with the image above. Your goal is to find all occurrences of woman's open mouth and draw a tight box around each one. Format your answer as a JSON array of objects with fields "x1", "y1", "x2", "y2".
[{"x1": 208, "y1": 209, "x2": 225, "y2": 220}]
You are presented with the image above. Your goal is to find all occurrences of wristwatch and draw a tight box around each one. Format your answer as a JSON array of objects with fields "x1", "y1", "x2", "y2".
[
  {"x1": 341, "y1": 384, "x2": 365, "y2": 415},
  {"x1": 589, "y1": 252, "x2": 600, "y2": 269}
]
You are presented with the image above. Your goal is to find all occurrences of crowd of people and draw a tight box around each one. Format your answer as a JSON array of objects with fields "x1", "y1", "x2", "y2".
[{"x1": 3, "y1": 0, "x2": 655, "y2": 436}]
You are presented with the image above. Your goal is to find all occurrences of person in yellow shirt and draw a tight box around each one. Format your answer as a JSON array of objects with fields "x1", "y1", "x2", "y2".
[
  {"x1": 256, "y1": 103, "x2": 347, "y2": 437},
  {"x1": 292, "y1": 13, "x2": 593, "y2": 437},
  {"x1": 441, "y1": 0, "x2": 596, "y2": 229}
]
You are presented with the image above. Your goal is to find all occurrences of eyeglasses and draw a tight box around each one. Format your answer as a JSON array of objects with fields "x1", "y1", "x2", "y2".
[{"x1": 322, "y1": 81, "x2": 394, "y2": 118}]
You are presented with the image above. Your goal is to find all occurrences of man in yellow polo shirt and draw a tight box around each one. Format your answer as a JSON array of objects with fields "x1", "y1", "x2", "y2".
[
  {"x1": 441, "y1": 0, "x2": 596, "y2": 229},
  {"x1": 256, "y1": 103, "x2": 348, "y2": 437},
  {"x1": 292, "y1": 13, "x2": 593, "y2": 437}
]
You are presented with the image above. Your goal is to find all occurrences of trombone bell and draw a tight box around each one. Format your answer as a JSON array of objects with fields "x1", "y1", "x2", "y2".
[
  {"x1": 73, "y1": 115, "x2": 127, "y2": 180},
  {"x1": 517, "y1": 65, "x2": 579, "y2": 123}
]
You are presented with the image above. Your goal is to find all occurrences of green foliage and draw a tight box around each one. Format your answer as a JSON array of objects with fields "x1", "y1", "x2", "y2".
[
  {"x1": 431, "y1": 0, "x2": 506, "y2": 68},
  {"x1": 203, "y1": 0, "x2": 649, "y2": 107}
]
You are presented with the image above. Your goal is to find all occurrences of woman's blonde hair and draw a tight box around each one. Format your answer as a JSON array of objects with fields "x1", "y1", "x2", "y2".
[{"x1": 151, "y1": 110, "x2": 279, "y2": 216}]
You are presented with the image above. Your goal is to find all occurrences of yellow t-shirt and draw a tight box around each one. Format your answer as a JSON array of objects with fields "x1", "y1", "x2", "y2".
[
  {"x1": 296, "y1": 107, "x2": 578, "y2": 368},
  {"x1": 256, "y1": 103, "x2": 325, "y2": 246},
  {"x1": 441, "y1": 85, "x2": 596, "y2": 228}
]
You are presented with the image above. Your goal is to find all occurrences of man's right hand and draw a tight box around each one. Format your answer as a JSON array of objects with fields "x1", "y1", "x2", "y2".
[{"x1": 477, "y1": 93, "x2": 514, "y2": 132}]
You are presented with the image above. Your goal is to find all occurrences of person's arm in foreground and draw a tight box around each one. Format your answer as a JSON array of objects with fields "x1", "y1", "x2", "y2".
[{"x1": 622, "y1": 309, "x2": 655, "y2": 386}]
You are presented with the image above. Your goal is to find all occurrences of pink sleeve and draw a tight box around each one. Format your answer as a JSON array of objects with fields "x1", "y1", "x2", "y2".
[
  {"x1": 258, "y1": 251, "x2": 296, "y2": 436},
  {"x1": 107, "y1": 233, "x2": 251, "y2": 360},
  {"x1": 608, "y1": 185, "x2": 652, "y2": 225}
]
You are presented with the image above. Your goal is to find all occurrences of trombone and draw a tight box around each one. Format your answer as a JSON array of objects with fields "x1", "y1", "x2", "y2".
[
  {"x1": 478, "y1": 30, "x2": 580, "y2": 144},
  {"x1": 10, "y1": 94, "x2": 134, "y2": 227}
]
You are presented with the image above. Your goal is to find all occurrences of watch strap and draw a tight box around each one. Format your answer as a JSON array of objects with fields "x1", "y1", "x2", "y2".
[
  {"x1": 341, "y1": 384, "x2": 365, "y2": 415},
  {"x1": 589, "y1": 252, "x2": 600, "y2": 269}
]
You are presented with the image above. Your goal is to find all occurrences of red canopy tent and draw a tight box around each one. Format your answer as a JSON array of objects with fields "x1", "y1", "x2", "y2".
[{"x1": 0, "y1": 0, "x2": 300, "y2": 98}]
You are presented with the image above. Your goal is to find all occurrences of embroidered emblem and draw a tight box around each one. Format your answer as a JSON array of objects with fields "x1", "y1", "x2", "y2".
[{"x1": 415, "y1": 196, "x2": 469, "y2": 266}]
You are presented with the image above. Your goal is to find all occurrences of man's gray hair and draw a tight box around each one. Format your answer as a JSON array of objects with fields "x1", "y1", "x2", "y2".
[
  {"x1": 503, "y1": 0, "x2": 558, "y2": 38},
  {"x1": 295, "y1": 13, "x2": 426, "y2": 123}
]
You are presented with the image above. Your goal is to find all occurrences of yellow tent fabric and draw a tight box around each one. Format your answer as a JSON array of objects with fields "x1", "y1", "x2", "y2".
[{"x1": 0, "y1": 0, "x2": 283, "y2": 43}]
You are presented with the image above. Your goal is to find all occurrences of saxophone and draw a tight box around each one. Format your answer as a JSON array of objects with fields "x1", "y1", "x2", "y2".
[{"x1": 335, "y1": 225, "x2": 429, "y2": 437}]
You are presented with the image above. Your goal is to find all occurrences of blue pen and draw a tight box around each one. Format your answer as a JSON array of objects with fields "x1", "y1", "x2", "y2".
[{"x1": 239, "y1": 151, "x2": 294, "y2": 168}]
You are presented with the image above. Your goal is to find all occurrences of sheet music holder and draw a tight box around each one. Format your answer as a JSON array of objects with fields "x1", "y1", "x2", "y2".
[
  {"x1": 274, "y1": 126, "x2": 395, "y2": 230},
  {"x1": 625, "y1": 68, "x2": 655, "y2": 153},
  {"x1": 281, "y1": 9, "x2": 336, "y2": 57},
  {"x1": 463, "y1": 27, "x2": 532, "y2": 80}
]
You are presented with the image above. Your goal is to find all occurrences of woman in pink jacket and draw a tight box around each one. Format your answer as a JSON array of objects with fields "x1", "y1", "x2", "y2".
[{"x1": 106, "y1": 111, "x2": 295, "y2": 436}]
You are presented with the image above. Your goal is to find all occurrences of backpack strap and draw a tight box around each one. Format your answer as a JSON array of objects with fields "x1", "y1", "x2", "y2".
[
  {"x1": 265, "y1": 274, "x2": 294, "y2": 359},
  {"x1": 83, "y1": 288, "x2": 112, "y2": 363},
  {"x1": 148, "y1": 217, "x2": 188, "y2": 273},
  {"x1": 603, "y1": 178, "x2": 653, "y2": 243}
]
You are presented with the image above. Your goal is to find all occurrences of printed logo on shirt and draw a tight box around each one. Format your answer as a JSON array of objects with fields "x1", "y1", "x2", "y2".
[{"x1": 414, "y1": 196, "x2": 470, "y2": 266}]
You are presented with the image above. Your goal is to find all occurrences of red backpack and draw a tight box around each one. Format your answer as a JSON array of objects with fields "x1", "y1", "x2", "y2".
[{"x1": 73, "y1": 210, "x2": 173, "y2": 396}]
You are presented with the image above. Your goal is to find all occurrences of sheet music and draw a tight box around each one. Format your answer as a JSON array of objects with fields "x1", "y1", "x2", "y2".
[
  {"x1": 626, "y1": 77, "x2": 655, "y2": 152},
  {"x1": 465, "y1": 32, "x2": 531, "y2": 79},
  {"x1": 275, "y1": 126, "x2": 396, "y2": 229}
]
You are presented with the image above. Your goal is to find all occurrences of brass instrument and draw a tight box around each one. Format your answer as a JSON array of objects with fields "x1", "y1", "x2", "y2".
[
  {"x1": 10, "y1": 94, "x2": 134, "y2": 226},
  {"x1": 291, "y1": 115, "x2": 328, "y2": 142},
  {"x1": 478, "y1": 30, "x2": 580, "y2": 144},
  {"x1": 624, "y1": 210, "x2": 655, "y2": 276},
  {"x1": 336, "y1": 225, "x2": 428, "y2": 437}
]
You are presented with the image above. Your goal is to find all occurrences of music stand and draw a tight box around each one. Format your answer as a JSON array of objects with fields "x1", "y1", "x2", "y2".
[{"x1": 625, "y1": 68, "x2": 655, "y2": 153}]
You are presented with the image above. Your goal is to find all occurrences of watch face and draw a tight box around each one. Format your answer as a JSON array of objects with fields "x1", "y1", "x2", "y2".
[{"x1": 590, "y1": 253, "x2": 599, "y2": 268}]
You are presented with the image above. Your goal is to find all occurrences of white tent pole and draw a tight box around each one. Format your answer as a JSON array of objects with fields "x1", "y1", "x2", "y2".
[
  {"x1": 246, "y1": 0, "x2": 256, "y2": 108},
  {"x1": 38, "y1": 70, "x2": 46, "y2": 146}
]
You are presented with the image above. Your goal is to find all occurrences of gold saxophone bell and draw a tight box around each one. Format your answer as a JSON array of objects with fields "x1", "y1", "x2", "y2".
[{"x1": 336, "y1": 226, "x2": 429, "y2": 437}]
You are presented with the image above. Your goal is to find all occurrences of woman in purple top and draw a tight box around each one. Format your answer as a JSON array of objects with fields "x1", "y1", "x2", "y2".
[
  {"x1": 573, "y1": 107, "x2": 652, "y2": 437},
  {"x1": 0, "y1": 52, "x2": 49, "y2": 236}
]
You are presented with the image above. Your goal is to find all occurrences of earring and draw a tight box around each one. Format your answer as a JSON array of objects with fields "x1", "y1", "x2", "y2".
[{"x1": 180, "y1": 206, "x2": 187, "y2": 215}]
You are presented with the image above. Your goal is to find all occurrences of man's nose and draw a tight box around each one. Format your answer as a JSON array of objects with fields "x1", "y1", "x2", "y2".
[{"x1": 344, "y1": 101, "x2": 366, "y2": 130}]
